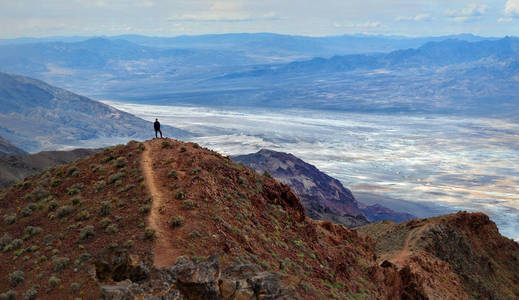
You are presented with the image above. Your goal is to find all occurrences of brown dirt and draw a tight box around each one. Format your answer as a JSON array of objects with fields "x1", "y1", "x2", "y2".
[{"x1": 141, "y1": 140, "x2": 180, "y2": 267}]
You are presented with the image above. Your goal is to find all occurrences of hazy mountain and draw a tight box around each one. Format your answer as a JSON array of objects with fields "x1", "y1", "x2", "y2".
[
  {"x1": 233, "y1": 149, "x2": 415, "y2": 225},
  {"x1": 0, "y1": 72, "x2": 189, "y2": 152},
  {"x1": 0, "y1": 136, "x2": 27, "y2": 156},
  {"x1": 0, "y1": 148, "x2": 99, "y2": 188}
]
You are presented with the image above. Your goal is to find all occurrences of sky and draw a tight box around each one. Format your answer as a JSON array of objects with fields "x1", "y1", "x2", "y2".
[{"x1": 0, "y1": 0, "x2": 519, "y2": 38}]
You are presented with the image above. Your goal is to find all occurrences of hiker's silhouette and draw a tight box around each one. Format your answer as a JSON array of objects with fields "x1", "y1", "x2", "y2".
[{"x1": 154, "y1": 118, "x2": 163, "y2": 138}]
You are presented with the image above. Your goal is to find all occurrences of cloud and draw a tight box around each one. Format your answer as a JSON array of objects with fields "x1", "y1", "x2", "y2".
[
  {"x1": 445, "y1": 3, "x2": 488, "y2": 22},
  {"x1": 168, "y1": 1, "x2": 279, "y2": 23},
  {"x1": 333, "y1": 21, "x2": 384, "y2": 29},
  {"x1": 395, "y1": 14, "x2": 432, "y2": 22},
  {"x1": 505, "y1": 0, "x2": 519, "y2": 17}
]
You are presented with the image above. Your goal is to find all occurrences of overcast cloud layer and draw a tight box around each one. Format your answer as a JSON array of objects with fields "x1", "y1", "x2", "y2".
[{"x1": 0, "y1": 0, "x2": 518, "y2": 38}]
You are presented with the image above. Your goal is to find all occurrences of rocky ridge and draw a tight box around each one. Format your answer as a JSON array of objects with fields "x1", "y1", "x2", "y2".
[{"x1": 233, "y1": 149, "x2": 414, "y2": 226}]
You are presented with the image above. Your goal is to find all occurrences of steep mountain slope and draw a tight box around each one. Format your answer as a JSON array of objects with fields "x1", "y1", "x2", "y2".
[
  {"x1": 0, "y1": 148, "x2": 99, "y2": 188},
  {"x1": 0, "y1": 139, "x2": 399, "y2": 299},
  {"x1": 0, "y1": 72, "x2": 189, "y2": 152},
  {"x1": 233, "y1": 149, "x2": 414, "y2": 226},
  {"x1": 358, "y1": 212, "x2": 519, "y2": 299},
  {"x1": 0, "y1": 136, "x2": 26, "y2": 156},
  {"x1": 2, "y1": 139, "x2": 518, "y2": 299}
]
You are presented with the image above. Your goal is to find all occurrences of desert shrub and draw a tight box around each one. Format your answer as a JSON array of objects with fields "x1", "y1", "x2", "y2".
[
  {"x1": 66, "y1": 167, "x2": 79, "y2": 176},
  {"x1": 168, "y1": 170, "x2": 178, "y2": 179},
  {"x1": 169, "y1": 216, "x2": 183, "y2": 228},
  {"x1": 9, "y1": 239, "x2": 23, "y2": 250},
  {"x1": 144, "y1": 227, "x2": 155, "y2": 240},
  {"x1": 47, "y1": 199, "x2": 58, "y2": 211},
  {"x1": 67, "y1": 183, "x2": 83, "y2": 195},
  {"x1": 263, "y1": 171, "x2": 272, "y2": 178},
  {"x1": 70, "y1": 195, "x2": 82, "y2": 206},
  {"x1": 238, "y1": 176, "x2": 246, "y2": 185},
  {"x1": 139, "y1": 204, "x2": 151, "y2": 215},
  {"x1": 78, "y1": 252, "x2": 91, "y2": 263},
  {"x1": 182, "y1": 200, "x2": 196, "y2": 210},
  {"x1": 189, "y1": 230, "x2": 201, "y2": 239},
  {"x1": 0, "y1": 233, "x2": 12, "y2": 248},
  {"x1": 190, "y1": 167, "x2": 201, "y2": 175},
  {"x1": 24, "y1": 226, "x2": 43, "y2": 240},
  {"x1": 23, "y1": 285, "x2": 39, "y2": 300},
  {"x1": 71, "y1": 283, "x2": 80, "y2": 294},
  {"x1": 0, "y1": 290, "x2": 17, "y2": 300},
  {"x1": 3, "y1": 214, "x2": 16, "y2": 225},
  {"x1": 108, "y1": 172, "x2": 125, "y2": 184},
  {"x1": 31, "y1": 186, "x2": 49, "y2": 201},
  {"x1": 8, "y1": 270, "x2": 24, "y2": 287},
  {"x1": 123, "y1": 240, "x2": 134, "y2": 249},
  {"x1": 161, "y1": 140, "x2": 171, "y2": 148},
  {"x1": 50, "y1": 178, "x2": 62, "y2": 187},
  {"x1": 180, "y1": 146, "x2": 187, "y2": 152},
  {"x1": 48, "y1": 276, "x2": 60, "y2": 289},
  {"x1": 52, "y1": 256, "x2": 70, "y2": 273},
  {"x1": 115, "y1": 157, "x2": 127, "y2": 168},
  {"x1": 56, "y1": 205, "x2": 73, "y2": 218},
  {"x1": 192, "y1": 143, "x2": 200, "y2": 149},
  {"x1": 99, "y1": 201, "x2": 111, "y2": 216},
  {"x1": 100, "y1": 217, "x2": 112, "y2": 229},
  {"x1": 79, "y1": 226, "x2": 94, "y2": 240},
  {"x1": 75, "y1": 211, "x2": 91, "y2": 221},
  {"x1": 174, "y1": 191, "x2": 185, "y2": 200},
  {"x1": 94, "y1": 180, "x2": 106, "y2": 192},
  {"x1": 101, "y1": 155, "x2": 114, "y2": 164},
  {"x1": 106, "y1": 224, "x2": 119, "y2": 234},
  {"x1": 117, "y1": 184, "x2": 134, "y2": 194},
  {"x1": 21, "y1": 207, "x2": 33, "y2": 217}
]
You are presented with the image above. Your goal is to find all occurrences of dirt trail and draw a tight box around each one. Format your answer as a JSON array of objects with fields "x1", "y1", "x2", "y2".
[
  {"x1": 141, "y1": 141, "x2": 179, "y2": 267},
  {"x1": 392, "y1": 223, "x2": 430, "y2": 266}
]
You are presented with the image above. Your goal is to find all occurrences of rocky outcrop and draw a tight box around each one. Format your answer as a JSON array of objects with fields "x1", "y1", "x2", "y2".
[
  {"x1": 99, "y1": 255, "x2": 297, "y2": 300},
  {"x1": 233, "y1": 149, "x2": 415, "y2": 226}
]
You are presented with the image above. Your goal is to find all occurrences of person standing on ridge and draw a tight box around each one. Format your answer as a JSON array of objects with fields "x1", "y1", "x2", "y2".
[{"x1": 154, "y1": 118, "x2": 163, "y2": 138}]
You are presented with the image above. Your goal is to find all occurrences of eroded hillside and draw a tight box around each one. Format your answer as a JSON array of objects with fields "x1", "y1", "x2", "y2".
[{"x1": 1, "y1": 139, "x2": 518, "y2": 299}]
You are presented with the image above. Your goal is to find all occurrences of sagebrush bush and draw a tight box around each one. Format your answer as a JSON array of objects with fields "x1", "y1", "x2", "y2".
[
  {"x1": 139, "y1": 204, "x2": 151, "y2": 215},
  {"x1": 99, "y1": 201, "x2": 111, "y2": 216},
  {"x1": 3, "y1": 214, "x2": 16, "y2": 225},
  {"x1": 108, "y1": 172, "x2": 125, "y2": 184},
  {"x1": 8, "y1": 270, "x2": 25, "y2": 287},
  {"x1": 180, "y1": 146, "x2": 187, "y2": 152},
  {"x1": 170, "y1": 216, "x2": 183, "y2": 228},
  {"x1": 71, "y1": 195, "x2": 82, "y2": 206},
  {"x1": 0, "y1": 290, "x2": 17, "y2": 300},
  {"x1": 0, "y1": 233, "x2": 12, "y2": 248},
  {"x1": 47, "y1": 199, "x2": 58, "y2": 211},
  {"x1": 94, "y1": 180, "x2": 106, "y2": 192},
  {"x1": 48, "y1": 276, "x2": 60, "y2": 289},
  {"x1": 78, "y1": 252, "x2": 91, "y2": 263},
  {"x1": 79, "y1": 226, "x2": 94, "y2": 240},
  {"x1": 71, "y1": 283, "x2": 80, "y2": 294},
  {"x1": 168, "y1": 170, "x2": 178, "y2": 179},
  {"x1": 75, "y1": 211, "x2": 91, "y2": 221},
  {"x1": 182, "y1": 200, "x2": 196, "y2": 210},
  {"x1": 50, "y1": 178, "x2": 62, "y2": 187},
  {"x1": 24, "y1": 226, "x2": 43, "y2": 239},
  {"x1": 23, "y1": 285, "x2": 39, "y2": 300},
  {"x1": 99, "y1": 217, "x2": 111, "y2": 229},
  {"x1": 52, "y1": 256, "x2": 70, "y2": 273},
  {"x1": 31, "y1": 186, "x2": 49, "y2": 201},
  {"x1": 175, "y1": 191, "x2": 185, "y2": 200},
  {"x1": 115, "y1": 157, "x2": 127, "y2": 168},
  {"x1": 106, "y1": 224, "x2": 119, "y2": 234},
  {"x1": 56, "y1": 205, "x2": 73, "y2": 218},
  {"x1": 144, "y1": 227, "x2": 155, "y2": 240}
]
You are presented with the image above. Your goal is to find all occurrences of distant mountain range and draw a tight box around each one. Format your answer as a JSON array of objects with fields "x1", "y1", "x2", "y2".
[
  {"x1": 0, "y1": 72, "x2": 189, "y2": 152},
  {"x1": 233, "y1": 149, "x2": 415, "y2": 226},
  {"x1": 0, "y1": 34, "x2": 518, "y2": 117},
  {"x1": 0, "y1": 136, "x2": 26, "y2": 156},
  {"x1": 0, "y1": 147, "x2": 99, "y2": 188}
]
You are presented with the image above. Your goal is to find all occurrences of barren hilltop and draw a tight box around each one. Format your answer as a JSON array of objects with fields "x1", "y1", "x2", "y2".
[{"x1": 1, "y1": 139, "x2": 518, "y2": 299}]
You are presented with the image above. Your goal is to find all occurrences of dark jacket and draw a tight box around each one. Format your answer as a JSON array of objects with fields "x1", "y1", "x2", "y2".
[{"x1": 154, "y1": 121, "x2": 160, "y2": 130}]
